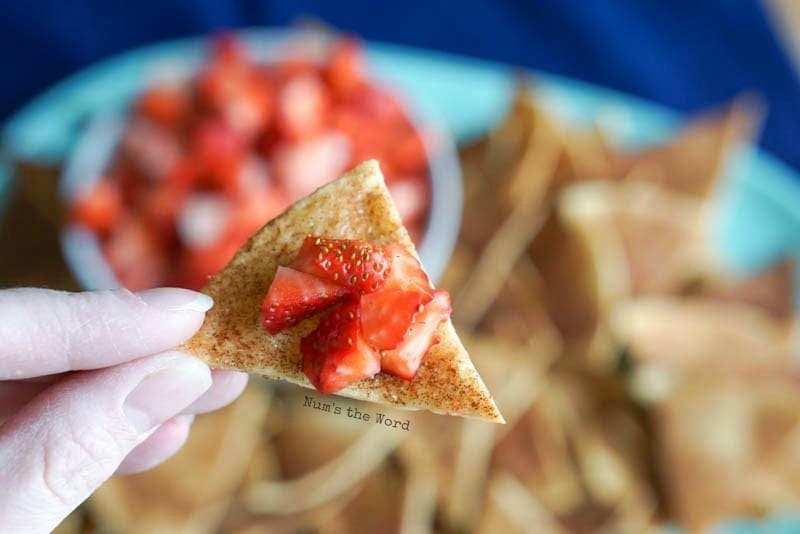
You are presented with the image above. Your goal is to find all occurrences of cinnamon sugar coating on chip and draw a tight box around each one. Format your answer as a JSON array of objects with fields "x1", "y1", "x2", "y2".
[{"x1": 182, "y1": 160, "x2": 504, "y2": 423}]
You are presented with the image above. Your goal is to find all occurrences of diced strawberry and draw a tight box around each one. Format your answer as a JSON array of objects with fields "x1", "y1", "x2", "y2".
[
  {"x1": 174, "y1": 238, "x2": 241, "y2": 290},
  {"x1": 325, "y1": 38, "x2": 366, "y2": 100},
  {"x1": 274, "y1": 58, "x2": 318, "y2": 81},
  {"x1": 272, "y1": 132, "x2": 351, "y2": 201},
  {"x1": 140, "y1": 161, "x2": 194, "y2": 237},
  {"x1": 198, "y1": 66, "x2": 271, "y2": 138},
  {"x1": 192, "y1": 120, "x2": 245, "y2": 190},
  {"x1": 262, "y1": 266, "x2": 350, "y2": 334},
  {"x1": 175, "y1": 193, "x2": 232, "y2": 250},
  {"x1": 71, "y1": 180, "x2": 123, "y2": 233},
  {"x1": 225, "y1": 188, "x2": 288, "y2": 244},
  {"x1": 224, "y1": 156, "x2": 287, "y2": 238},
  {"x1": 392, "y1": 130, "x2": 428, "y2": 175},
  {"x1": 222, "y1": 72, "x2": 275, "y2": 138},
  {"x1": 104, "y1": 216, "x2": 166, "y2": 291},
  {"x1": 388, "y1": 178, "x2": 429, "y2": 225},
  {"x1": 275, "y1": 74, "x2": 328, "y2": 141},
  {"x1": 210, "y1": 32, "x2": 247, "y2": 66},
  {"x1": 292, "y1": 236, "x2": 390, "y2": 294},
  {"x1": 380, "y1": 290, "x2": 451, "y2": 380},
  {"x1": 328, "y1": 107, "x2": 366, "y2": 143},
  {"x1": 165, "y1": 157, "x2": 200, "y2": 190},
  {"x1": 352, "y1": 84, "x2": 404, "y2": 124},
  {"x1": 198, "y1": 64, "x2": 240, "y2": 110},
  {"x1": 135, "y1": 84, "x2": 188, "y2": 130},
  {"x1": 234, "y1": 155, "x2": 269, "y2": 191},
  {"x1": 301, "y1": 298, "x2": 380, "y2": 394},
  {"x1": 120, "y1": 120, "x2": 181, "y2": 180},
  {"x1": 361, "y1": 289, "x2": 427, "y2": 350},
  {"x1": 382, "y1": 243, "x2": 433, "y2": 296}
]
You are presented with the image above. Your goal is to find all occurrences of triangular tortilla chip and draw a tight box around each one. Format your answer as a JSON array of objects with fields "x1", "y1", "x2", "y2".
[
  {"x1": 613, "y1": 96, "x2": 763, "y2": 198},
  {"x1": 183, "y1": 160, "x2": 503, "y2": 423}
]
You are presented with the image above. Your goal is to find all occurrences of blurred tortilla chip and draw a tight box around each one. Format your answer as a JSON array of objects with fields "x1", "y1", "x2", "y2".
[
  {"x1": 492, "y1": 377, "x2": 586, "y2": 516},
  {"x1": 529, "y1": 212, "x2": 603, "y2": 348},
  {"x1": 475, "y1": 259, "x2": 562, "y2": 351},
  {"x1": 339, "y1": 462, "x2": 407, "y2": 532},
  {"x1": 446, "y1": 334, "x2": 557, "y2": 529},
  {"x1": 397, "y1": 438, "x2": 439, "y2": 534},
  {"x1": 559, "y1": 180, "x2": 710, "y2": 297},
  {"x1": 610, "y1": 297, "x2": 797, "y2": 375},
  {"x1": 52, "y1": 508, "x2": 86, "y2": 534},
  {"x1": 88, "y1": 383, "x2": 271, "y2": 533},
  {"x1": 478, "y1": 473, "x2": 568, "y2": 534},
  {"x1": 404, "y1": 334, "x2": 554, "y2": 531},
  {"x1": 244, "y1": 422, "x2": 404, "y2": 516},
  {"x1": 689, "y1": 258, "x2": 795, "y2": 319},
  {"x1": 614, "y1": 96, "x2": 763, "y2": 197},
  {"x1": 459, "y1": 82, "x2": 561, "y2": 254},
  {"x1": 269, "y1": 390, "x2": 379, "y2": 479},
  {"x1": 656, "y1": 374, "x2": 800, "y2": 531},
  {"x1": 554, "y1": 124, "x2": 619, "y2": 186}
]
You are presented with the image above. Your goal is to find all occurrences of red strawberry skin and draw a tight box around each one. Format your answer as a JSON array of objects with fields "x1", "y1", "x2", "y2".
[
  {"x1": 301, "y1": 298, "x2": 380, "y2": 394},
  {"x1": 380, "y1": 290, "x2": 451, "y2": 380},
  {"x1": 361, "y1": 289, "x2": 427, "y2": 350},
  {"x1": 262, "y1": 266, "x2": 350, "y2": 334},
  {"x1": 292, "y1": 236, "x2": 390, "y2": 294}
]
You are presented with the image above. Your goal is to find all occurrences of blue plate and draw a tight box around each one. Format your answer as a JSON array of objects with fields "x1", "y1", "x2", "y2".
[{"x1": 1, "y1": 28, "x2": 799, "y2": 532}]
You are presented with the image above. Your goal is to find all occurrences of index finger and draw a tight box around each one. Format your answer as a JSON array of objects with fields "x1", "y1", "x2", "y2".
[{"x1": 0, "y1": 287, "x2": 212, "y2": 379}]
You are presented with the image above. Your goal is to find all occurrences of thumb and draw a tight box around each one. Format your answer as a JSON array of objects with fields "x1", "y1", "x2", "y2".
[{"x1": 0, "y1": 351, "x2": 211, "y2": 533}]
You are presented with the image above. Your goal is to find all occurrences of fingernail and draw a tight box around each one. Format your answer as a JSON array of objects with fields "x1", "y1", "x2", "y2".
[
  {"x1": 123, "y1": 356, "x2": 212, "y2": 433},
  {"x1": 136, "y1": 288, "x2": 214, "y2": 313}
]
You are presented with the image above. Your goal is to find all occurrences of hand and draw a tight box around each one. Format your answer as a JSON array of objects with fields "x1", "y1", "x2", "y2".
[{"x1": 0, "y1": 287, "x2": 248, "y2": 533}]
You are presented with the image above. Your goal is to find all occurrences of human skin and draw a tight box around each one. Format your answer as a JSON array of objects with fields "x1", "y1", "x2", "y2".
[{"x1": 0, "y1": 287, "x2": 248, "y2": 533}]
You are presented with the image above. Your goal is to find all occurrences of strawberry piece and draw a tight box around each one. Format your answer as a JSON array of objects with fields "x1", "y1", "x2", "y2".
[
  {"x1": 120, "y1": 120, "x2": 181, "y2": 180},
  {"x1": 210, "y1": 32, "x2": 247, "y2": 66},
  {"x1": 388, "y1": 178, "x2": 429, "y2": 226},
  {"x1": 325, "y1": 38, "x2": 366, "y2": 100},
  {"x1": 139, "y1": 158, "x2": 198, "y2": 237},
  {"x1": 262, "y1": 267, "x2": 349, "y2": 334},
  {"x1": 197, "y1": 64, "x2": 242, "y2": 111},
  {"x1": 225, "y1": 189, "x2": 288, "y2": 244},
  {"x1": 393, "y1": 130, "x2": 428, "y2": 175},
  {"x1": 380, "y1": 290, "x2": 451, "y2": 380},
  {"x1": 275, "y1": 58, "x2": 317, "y2": 81},
  {"x1": 361, "y1": 289, "x2": 427, "y2": 350},
  {"x1": 135, "y1": 85, "x2": 188, "y2": 130},
  {"x1": 291, "y1": 236, "x2": 389, "y2": 294},
  {"x1": 104, "y1": 216, "x2": 167, "y2": 291},
  {"x1": 71, "y1": 180, "x2": 123, "y2": 233},
  {"x1": 382, "y1": 243, "x2": 433, "y2": 296},
  {"x1": 352, "y1": 84, "x2": 404, "y2": 124},
  {"x1": 272, "y1": 132, "x2": 351, "y2": 202},
  {"x1": 176, "y1": 193, "x2": 231, "y2": 250},
  {"x1": 275, "y1": 74, "x2": 328, "y2": 141},
  {"x1": 301, "y1": 298, "x2": 380, "y2": 394},
  {"x1": 224, "y1": 71, "x2": 275, "y2": 138},
  {"x1": 192, "y1": 120, "x2": 245, "y2": 190},
  {"x1": 174, "y1": 238, "x2": 241, "y2": 290}
]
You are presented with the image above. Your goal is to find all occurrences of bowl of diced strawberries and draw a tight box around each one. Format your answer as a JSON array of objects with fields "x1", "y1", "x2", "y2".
[{"x1": 62, "y1": 31, "x2": 461, "y2": 291}]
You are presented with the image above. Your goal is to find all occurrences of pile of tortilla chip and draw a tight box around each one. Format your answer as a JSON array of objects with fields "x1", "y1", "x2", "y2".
[{"x1": 58, "y1": 84, "x2": 800, "y2": 534}]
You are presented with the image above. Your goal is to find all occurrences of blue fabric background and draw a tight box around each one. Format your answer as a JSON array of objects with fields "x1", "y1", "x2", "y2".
[{"x1": 1, "y1": 0, "x2": 799, "y2": 172}]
